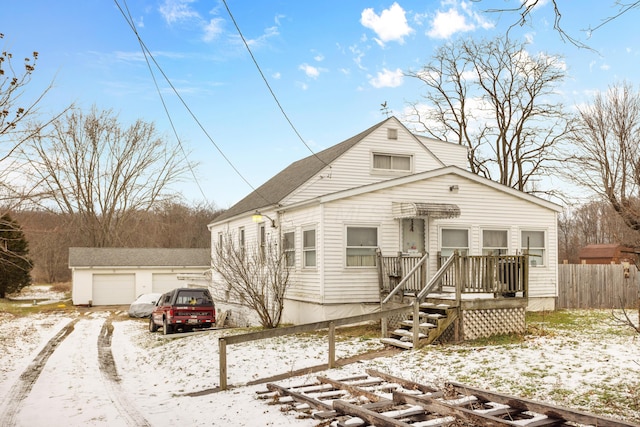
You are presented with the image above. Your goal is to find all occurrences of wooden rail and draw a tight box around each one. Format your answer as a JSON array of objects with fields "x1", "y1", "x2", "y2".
[
  {"x1": 218, "y1": 306, "x2": 412, "y2": 390},
  {"x1": 260, "y1": 369, "x2": 640, "y2": 426}
]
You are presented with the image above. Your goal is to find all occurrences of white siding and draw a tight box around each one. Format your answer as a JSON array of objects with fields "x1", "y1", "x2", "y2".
[
  {"x1": 416, "y1": 136, "x2": 468, "y2": 169},
  {"x1": 314, "y1": 173, "x2": 558, "y2": 304},
  {"x1": 284, "y1": 121, "x2": 445, "y2": 205}
]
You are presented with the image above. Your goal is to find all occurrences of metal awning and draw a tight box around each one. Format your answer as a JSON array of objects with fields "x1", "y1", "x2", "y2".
[{"x1": 392, "y1": 202, "x2": 461, "y2": 219}]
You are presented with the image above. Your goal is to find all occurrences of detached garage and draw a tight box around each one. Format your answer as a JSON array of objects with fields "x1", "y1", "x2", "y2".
[{"x1": 69, "y1": 247, "x2": 211, "y2": 306}]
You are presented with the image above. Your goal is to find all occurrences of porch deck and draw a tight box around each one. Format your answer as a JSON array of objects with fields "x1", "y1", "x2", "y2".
[{"x1": 377, "y1": 252, "x2": 529, "y2": 349}]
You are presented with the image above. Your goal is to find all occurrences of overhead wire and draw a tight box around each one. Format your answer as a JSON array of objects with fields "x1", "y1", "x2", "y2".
[
  {"x1": 221, "y1": 0, "x2": 331, "y2": 169},
  {"x1": 113, "y1": 0, "x2": 275, "y2": 206},
  {"x1": 118, "y1": 0, "x2": 209, "y2": 205}
]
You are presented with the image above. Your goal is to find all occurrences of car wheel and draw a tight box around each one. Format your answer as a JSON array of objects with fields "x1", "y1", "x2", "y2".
[
  {"x1": 163, "y1": 317, "x2": 173, "y2": 335},
  {"x1": 149, "y1": 316, "x2": 158, "y2": 332}
]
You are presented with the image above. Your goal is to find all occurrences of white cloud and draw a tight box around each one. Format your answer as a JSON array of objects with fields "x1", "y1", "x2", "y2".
[
  {"x1": 314, "y1": 53, "x2": 325, "y2": 62},
  {"x1": 369, "y1": 68, "x2": 404, "y2": 88},
  {"x1": 360, "y1": 2, "x2": 414, "y2": 46},
  {"x1": 245, "y1": 26, "x2": 280, "y2": 48},
  {"x1": 427, "y1": 0, "x2": 494, "y2": 39},
  {"x1": 428, "y1": 8, "x2": 474, "y2": 39},
  {"x1": 159, "y1": 0, "x2": 199, "y2": 24},
  {"x1": 203, "y1": 18, "x2": 224, "y2": 42},
  {"x1": 299, "y1": 63, "x2": 321, "y2": 79},
  {"x1": 600, "y1": 63, "x2": 611, "y2": 71}
]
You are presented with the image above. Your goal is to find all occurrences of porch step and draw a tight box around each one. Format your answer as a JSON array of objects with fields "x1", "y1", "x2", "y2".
[
  {"x1": 400, "y1": 320, "x2": 436, "y2": 329},
  {"x1": 382, "y1": 298, "x2": 459, "y2": 350},
  {"x1": 380, "y1": 337, "x2": 413, "y2": 350},
  {"x1": 392, "y1": 329, "x2": 427, "y2": 339}
]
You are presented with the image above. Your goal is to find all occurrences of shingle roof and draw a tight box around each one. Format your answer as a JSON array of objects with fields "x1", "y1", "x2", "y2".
[
  {"x1": 68, "y1": 247, "x2": 211, "y2": 268},
  {"x1": 578, "y1": 244, "x2": 631, "y2": 259},
  {"x1": 214, "y1": 118, "x2": 390, "y2": 223}
]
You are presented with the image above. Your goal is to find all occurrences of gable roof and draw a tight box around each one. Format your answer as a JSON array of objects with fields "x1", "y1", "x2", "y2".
[
  {"x1": 214, "y1": 118, "x2": 394, "y2": 223},
  {"x1": 68, "y1": 247, "x2": 211, "y2": 268}
]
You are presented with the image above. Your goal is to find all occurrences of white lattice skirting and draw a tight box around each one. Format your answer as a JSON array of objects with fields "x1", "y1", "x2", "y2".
[{"x1": 462, "y1": 307, "x2": 526, "y2": 341}]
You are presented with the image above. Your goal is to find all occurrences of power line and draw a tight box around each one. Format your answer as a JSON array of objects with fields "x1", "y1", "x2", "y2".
[
  {"x1": 221, "y1": 0, "x2": 330, "y2": 169},
  {"x1": 119, "y1": 0, "x2": 209, "y2": 205},
  {"x1": 113, "y1": 0, "x2": 275, "y2": 206}
]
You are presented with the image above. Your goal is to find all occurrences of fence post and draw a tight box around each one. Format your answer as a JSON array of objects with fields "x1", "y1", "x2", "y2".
[
  {"x1": 219, "y1": 338, "x2": 227, "y2": 390},
  {"x1": 381, "y1": 315, "x2": 387, "y2": 338},
  {"x1": 328, "y1": 322, "x2": 336, "y2": 369},
  {"x1": 413, "y1": 300, "x2": 420, "y2": 349}
]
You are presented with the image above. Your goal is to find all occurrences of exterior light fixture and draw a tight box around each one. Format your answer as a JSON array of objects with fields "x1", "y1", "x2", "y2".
[
  {"x1": 252, "y1": 210, "x2": 277, "y2": 228},
  {"x1": 449, "y1": 185, "x2": 459, "y2": 192}
]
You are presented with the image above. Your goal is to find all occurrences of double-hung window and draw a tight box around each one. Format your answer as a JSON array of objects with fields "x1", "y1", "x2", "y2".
[
  {"x1": 440, "y1": 228, "x2": 469, "y2": 258},
  {"x1": 283, "y1": 231, "x2": 295, "y2": 267},
  {"x1": 346, "y1": 226, "x2": 377, "y2": 267},
  {"x1": 303, "y1": 229, "x2": 316, "y2": 268},
  {"x1": 373, "y1": 153, "x2": 411, "y2": 172},
  {"x1": 482, "y1": 230, "x2": 508, "y2": 255},
  {"x1": 521, "y1": 230, "x2": 545, "y2": 266}
]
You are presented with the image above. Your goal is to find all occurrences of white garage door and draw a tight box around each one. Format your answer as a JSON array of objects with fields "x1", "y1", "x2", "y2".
[
  {"x1": 92, "y1": 274, "x2": 136, "y2": 305},
  {"x1": 152, "y1": 273, "x2": 181, "y2": 294}
]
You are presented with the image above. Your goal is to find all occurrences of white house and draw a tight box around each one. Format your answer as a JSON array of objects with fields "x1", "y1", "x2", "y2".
[
  {"x1": 69, "y1": 247, "x2": 211, "y2": 306},
  {"x1": 208, "y1": 117, "x2": 561, "y2": 324}
]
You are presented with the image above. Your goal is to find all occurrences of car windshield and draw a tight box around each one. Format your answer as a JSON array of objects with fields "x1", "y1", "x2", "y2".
[{"x1": 175, "y1": 290, "x2": 212, "y2": 305}]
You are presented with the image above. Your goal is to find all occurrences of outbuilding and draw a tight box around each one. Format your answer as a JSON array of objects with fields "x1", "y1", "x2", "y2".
[
  {"x1": 69, "y1": 247, "x2": 211, "y2": 306},
  {"x1": 578, "y1": 243, "x2": 636, "y2": 265}
]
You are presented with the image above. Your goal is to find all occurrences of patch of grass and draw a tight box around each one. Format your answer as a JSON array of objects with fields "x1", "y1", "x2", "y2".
[
  {"x1": 463, "y1": 333, "x2": 525, "y2": 346},
  {"x1": 0, "y1": 298, "x2": 74, "y2": 317}
]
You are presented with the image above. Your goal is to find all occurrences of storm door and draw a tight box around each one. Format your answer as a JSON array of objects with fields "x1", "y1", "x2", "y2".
[{"x1": 401, "y1": 218, "x2": 425, "y2": 255}]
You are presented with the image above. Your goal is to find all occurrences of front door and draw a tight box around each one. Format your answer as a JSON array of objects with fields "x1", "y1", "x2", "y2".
[{"x1": 401, "y1": 218, "x2": 425, "y2": 255}]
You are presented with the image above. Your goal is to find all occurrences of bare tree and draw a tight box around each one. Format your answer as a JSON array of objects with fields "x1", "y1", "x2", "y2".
[
  {"x1": 405, "y1": 36, "x2": 569, "y2": 194},
  {"x1": 212, "y1": 231, "x2": 290, "y2": 329},
  {"x1": 1, "y1": 35, "x2": 73, "y2": 207},
  {"x1": 567, "y1": 82, "x2": 640, "y2": 233},
  {"x1": 22, "y1": 106, "x2": 192, "y2": 247},
  {"x1": 475, "y1": 0, "x2": 640, "y2": 49}
]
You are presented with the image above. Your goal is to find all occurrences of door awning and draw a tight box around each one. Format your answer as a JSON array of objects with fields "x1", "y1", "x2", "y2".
[{"x1": 392, "y1": 202, "x2": 461, "y2": 219}]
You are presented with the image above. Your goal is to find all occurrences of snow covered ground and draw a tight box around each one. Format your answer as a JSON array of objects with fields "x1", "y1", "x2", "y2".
[{"x1": 0, "y1": 286, "x2": 639, "y2": 426}]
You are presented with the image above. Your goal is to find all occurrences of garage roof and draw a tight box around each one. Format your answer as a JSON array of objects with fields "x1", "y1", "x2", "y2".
[{"x1": 68, "y1": 248, "x2": 211, "y2": 268}]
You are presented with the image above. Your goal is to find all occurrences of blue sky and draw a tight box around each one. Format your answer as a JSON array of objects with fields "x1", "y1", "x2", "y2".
[{"x1": 2, "y1": 0, "x2": 638, "y2": 208}]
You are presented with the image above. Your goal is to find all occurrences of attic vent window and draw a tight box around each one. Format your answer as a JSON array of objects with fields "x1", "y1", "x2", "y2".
[
  {"x1": 373, "y1": 153, "x2": 412, "y2": 172},
  {"x1": 387, "y1": 128, "x2": 398, "y2": 140}
]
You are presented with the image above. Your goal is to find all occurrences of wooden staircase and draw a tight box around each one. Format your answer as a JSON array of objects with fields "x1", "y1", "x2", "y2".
[{"x1": 381, "y1": 298, "x2": 459, "y2": 350}]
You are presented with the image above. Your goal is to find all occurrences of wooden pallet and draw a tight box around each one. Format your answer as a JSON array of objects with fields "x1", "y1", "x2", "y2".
[{"x1": 258, "y1": 369, "x2": 639, "y2": 427}]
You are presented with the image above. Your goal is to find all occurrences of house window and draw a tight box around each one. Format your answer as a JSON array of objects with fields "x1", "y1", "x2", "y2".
[
  {"x1": 482, "y1": 230, "x2": 508, "y2": 255},
  {"x1": 303, "y1": 229, "x2": 316, "y2": 268},
  {"x1": 238, "y1": 227, "x2": 245, "y2": 250},
  {"x1": 441, "y1": 228, "x2": 469, "y2": 258},
  {"x1": 283, "y1": 231, "x2": 295, "y2": 267},
  {"x1": 259, "y1": 223, "x2": 266, "y2": 259},
  {"x1": 387, "y1": 128, "x2": 398, "y2": 140},
  {"x1": 373, "y1": 153, "x2": 411, "y2": 172},
  {"x1": 217, "y1": 232, "x2": 223, "y2": 250},
  {"x1": 346, "y1": 226, "x2": 377, "y2": 267},
  {"x1": 521, "y1": 230, "x2": 545, "y2": 266}
]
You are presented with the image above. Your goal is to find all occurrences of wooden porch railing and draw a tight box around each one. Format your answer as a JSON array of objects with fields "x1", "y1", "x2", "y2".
[
  {"x1": 378, "y1": 252, "x2": 529, "y2": 297},
  {"x1": 437, "y1": 254, "x2": 528, "y2": 296}
]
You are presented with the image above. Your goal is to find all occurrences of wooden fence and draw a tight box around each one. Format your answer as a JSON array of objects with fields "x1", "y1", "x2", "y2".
[{"x1": 557, "y1": 264, "x2": 639, "y2": 309}]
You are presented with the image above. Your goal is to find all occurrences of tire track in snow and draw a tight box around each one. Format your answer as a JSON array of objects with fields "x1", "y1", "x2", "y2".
[
  {"x1": 0, "y1": 318, "x2": 79, "y2": 426},
  {"x1": 98, "y1": 316, "x2": 151, "y2": 427}
]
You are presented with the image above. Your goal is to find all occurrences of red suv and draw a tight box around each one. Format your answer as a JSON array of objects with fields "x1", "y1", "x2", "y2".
[{"x1": 149, "y1": 288, "x2": 216, "y2": 335}]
